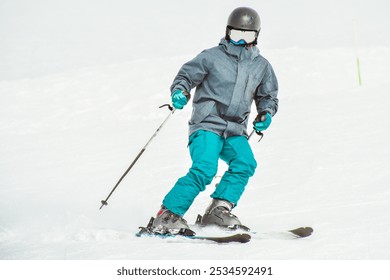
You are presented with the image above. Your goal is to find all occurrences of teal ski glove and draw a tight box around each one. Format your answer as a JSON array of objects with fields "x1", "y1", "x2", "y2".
[
  {"x1": 171, "y1": 89, "x2": 190, "y2": 110},
  {"x1": 253, "y1": 112, "x2": 272, "y2": 132}
]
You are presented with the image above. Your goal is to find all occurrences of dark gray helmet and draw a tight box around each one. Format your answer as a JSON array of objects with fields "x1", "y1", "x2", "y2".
[
  {"x1": 227, "y1": 7, "x2": 261, "y2": 31},
  {"x1": 225, "y1": 7, "x2": 261, "y2": 44}
]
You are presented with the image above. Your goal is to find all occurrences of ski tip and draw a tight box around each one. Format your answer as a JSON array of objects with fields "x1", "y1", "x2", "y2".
[
  {"x1": 240, "y1": 233, "x2": 251, "y2": 243},
  {"x1": 289, "y1": 227, "x2": 313, "y2": 238}
]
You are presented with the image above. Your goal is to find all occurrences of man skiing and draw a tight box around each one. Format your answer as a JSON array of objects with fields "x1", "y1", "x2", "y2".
[{"x1": 152, "y1": 7, "x2": 279, "y2": 233}]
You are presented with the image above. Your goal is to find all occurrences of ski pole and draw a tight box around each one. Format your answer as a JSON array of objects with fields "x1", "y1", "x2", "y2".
[
  {"x1": 99, "y1": 105, "x2": 175, "y2": 210},
  {"x1": 248, "y1": 129, "x2": 256, "y2": 139},
  {"x1": 248, "y1": 129, "x2": 264, "y2": 142}
]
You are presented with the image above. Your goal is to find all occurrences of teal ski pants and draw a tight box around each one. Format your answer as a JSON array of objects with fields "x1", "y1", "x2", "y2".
[{"x1": 163, "y1": 130, "x2": 257, "y2": 216}]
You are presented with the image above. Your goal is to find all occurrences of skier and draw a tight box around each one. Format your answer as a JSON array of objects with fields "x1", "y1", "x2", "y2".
[{"x1": 151, "y1": 7, "x2": 279, "y2": 233}]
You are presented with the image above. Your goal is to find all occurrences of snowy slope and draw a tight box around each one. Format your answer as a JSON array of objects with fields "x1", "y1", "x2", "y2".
[
  {"x1": 1, "y1": 48, "x2": 390, "y2": 260},
  {"x1": 1, "y1": 0, "x2": 390, "y2": 260}
]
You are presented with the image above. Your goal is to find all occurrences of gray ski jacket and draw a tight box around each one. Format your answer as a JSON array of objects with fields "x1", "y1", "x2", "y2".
[{"x1": 171, "y1": 38, "x2": 279, "y2": 138}]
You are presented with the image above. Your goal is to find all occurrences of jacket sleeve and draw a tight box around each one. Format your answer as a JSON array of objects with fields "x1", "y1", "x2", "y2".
[
  {"x1": 255, "y1": 62, "x2": 279, "y2": 116},
  {"x1": 170, "y1": 51, "x2": 209, "y2": 94}
]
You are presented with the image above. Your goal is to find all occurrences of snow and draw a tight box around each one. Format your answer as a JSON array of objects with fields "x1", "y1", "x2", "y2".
[{"x1": 1, "y1": 0, "x2": 390, "y2": 260}]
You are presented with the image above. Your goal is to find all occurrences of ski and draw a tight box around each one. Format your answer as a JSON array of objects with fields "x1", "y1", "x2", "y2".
[
  {"x1": 136, "y1": 217, "x2": 251, "y2": 243},
  {"x1": 194, "y1": 214, "x2": 313, "y2": 239},
  {"x1": 136, "y1": 231, "x2": 251, "y2": 244},
  {"x1": 188, "y1": 233, "x2": 251, "y2": 243},
  {"x1": 288, "y1": 227, "x2": 313, "y2": 238},
  {"x1": 248, "y1": 226, "x2": 314, "y2": 240},
  {"x1": 136, "y1": 217, "x2": 312, "y2": 244}
]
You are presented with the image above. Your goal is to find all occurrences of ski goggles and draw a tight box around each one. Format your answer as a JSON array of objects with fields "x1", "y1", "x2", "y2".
[{"x1": 228, "y1": 28, "x2": 257, "y2": 44}]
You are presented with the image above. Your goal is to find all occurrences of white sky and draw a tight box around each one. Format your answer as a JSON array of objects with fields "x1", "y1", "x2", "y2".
[{"x1": 0, "y1": 0, "x2": 389, "y2": 79}]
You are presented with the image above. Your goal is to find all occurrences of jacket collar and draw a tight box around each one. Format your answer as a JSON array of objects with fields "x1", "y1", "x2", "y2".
[{"x1": 219, "y1": 38, "x2": 259, "y2": 61}]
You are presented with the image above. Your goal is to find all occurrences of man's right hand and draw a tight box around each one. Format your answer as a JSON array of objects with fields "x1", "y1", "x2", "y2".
[{"x1": 171, "y1": 90, "x2": 190, "y2": 110}]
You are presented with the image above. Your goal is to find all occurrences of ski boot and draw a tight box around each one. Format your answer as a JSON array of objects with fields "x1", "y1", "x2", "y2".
[
  {"x1": 197, "y1": 199, "x2": 250, "y2": 231},
  {"x1": 138, "y1": 206, "x2": 195, "y2": 237}
]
